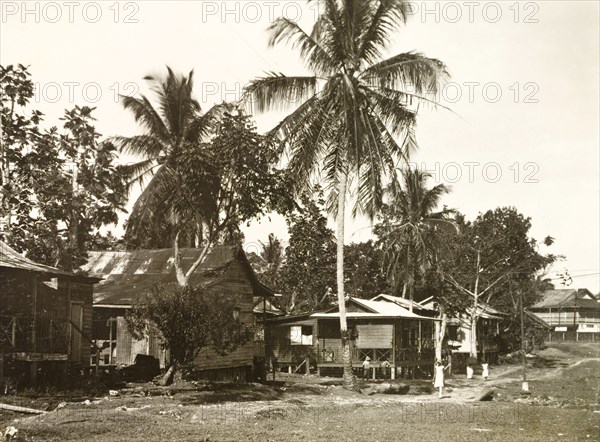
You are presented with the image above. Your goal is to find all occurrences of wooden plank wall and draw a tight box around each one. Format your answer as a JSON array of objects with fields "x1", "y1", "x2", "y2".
[
  {"x1": 268, "y1": 320, "x2": 317, "y2": 364},
  {"x1": 193, "y1": 261, "x2": 255, "y2": 372},
  {"x1": 70, "y1": 282, "x2": 93, "y2": 367}
]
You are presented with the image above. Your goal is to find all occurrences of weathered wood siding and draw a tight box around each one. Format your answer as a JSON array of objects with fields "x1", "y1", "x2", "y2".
[
  {"x1": 192, "y1": 261, "x2": 255, "y2": 374},
  {"x1": 69, "y1": 282, "x2": 93, "y2": 366},
  {"x1": 0, "y1": 271, "x2": 93, "y2": 366},
  {"x1": 268, "y1": 319, "x2": 317, "y2": 364}
]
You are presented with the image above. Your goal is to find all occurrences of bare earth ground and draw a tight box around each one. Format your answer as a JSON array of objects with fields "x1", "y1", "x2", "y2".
[{"x1": 1, "y1": 342, "x2": 599, "y2": 441}]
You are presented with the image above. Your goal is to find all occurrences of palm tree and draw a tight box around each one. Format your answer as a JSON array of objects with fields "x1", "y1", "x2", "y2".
[
  {"x1": 244, "y1": 0, "x2": 448, "y2": 389},
  {"x1": 378, "y1": 168, "x2": 456, "y2": 311},
  {"x1": 258, "y1": 233, "x2": 285, "y2": 288},
  {"x1": 116, "y1": 67, "x2": 234, "y2": 285},
  {"x1": 377, "y1": 167, "x2": 456, "y2": 364}
]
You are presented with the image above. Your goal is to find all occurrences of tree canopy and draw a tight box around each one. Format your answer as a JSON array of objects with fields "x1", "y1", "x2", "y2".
[{"x1": 0, "y1": 64, "x2": 127, "y2": 270}]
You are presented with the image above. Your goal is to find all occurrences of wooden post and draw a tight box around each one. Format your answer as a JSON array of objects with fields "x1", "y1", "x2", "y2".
[
  {"x1": 418, "y1": 321, "x2": 422, "y2": 353},
  {"x1": 30, "y1": 361, "x2": 38, "y2": 387},
  {"x1": 11, "y1": 317, "x2": 16, "y2": 347},
  {"x1": 305, "y1": 358, "x2": 310, "y2": 375},
  {"x1": 32, "y1": 276, "x2": 38, "y2": 352},
  {"x1": 95, "y1": 346, "x2": 100, "y2": 376},
  {"x1": 288, "y1": 365, "x2": 292, "y2": 374},
  {"x1": 108, "y1": 318, "x2": 113, "y2": 365}
]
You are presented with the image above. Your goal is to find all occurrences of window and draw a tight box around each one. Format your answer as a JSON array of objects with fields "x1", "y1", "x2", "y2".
[
  {"x1": 290, "y1": 325, "x2": 313, "y2": 345},
  {"x1": 447, "y1": 325, "x2": 459, "y2": 341}
]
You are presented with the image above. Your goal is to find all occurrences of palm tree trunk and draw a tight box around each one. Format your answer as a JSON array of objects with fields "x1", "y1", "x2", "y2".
[
  {"x1": 435, "y1": 305, "x2": 447, "y2": 362},
  {"x1": 336, "y1": 170, "x2": 357, "y2": 391},
  {"x1": 470, "y1": 249, "x2": 481, "y2": 358}
]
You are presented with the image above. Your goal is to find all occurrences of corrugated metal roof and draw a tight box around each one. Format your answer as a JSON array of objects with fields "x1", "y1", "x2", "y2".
[
  {"x1": 530, "y1": 289, "x2": 598, "y2": 309},
  {"x1": 370, "y1": 294, "x2": 436, "y2": 312},
  {"x1": 82, "y1": 246, "x2": 271, "y2": 305},
  {"x1": 419, "y1": 297, "x2": 504, "y2": 318},
  {"x1": 312, "y1": 297, "x2": 437, "y2": 320},
  {"x1": 0, "y1": 240, "x2": 98, "y2": 281}
]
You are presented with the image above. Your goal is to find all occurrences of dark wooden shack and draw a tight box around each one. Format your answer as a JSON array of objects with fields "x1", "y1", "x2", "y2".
[
  {"x1": 268, "y1": 297, "x2": 438, "y2": 379},
  {"x1": 82, "y1": 246, "x2": 273, "y2": 381},
  {"x1": 1, "y1": 241, "x2": 98, "y2": 386}
]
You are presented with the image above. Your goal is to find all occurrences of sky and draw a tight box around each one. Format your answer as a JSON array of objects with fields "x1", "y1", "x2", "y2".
[{"x1": 1, "y1": 1, "x2": 599, "y2": 292}]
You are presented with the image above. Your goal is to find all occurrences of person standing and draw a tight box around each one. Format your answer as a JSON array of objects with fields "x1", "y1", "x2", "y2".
[
  {"x1": 381, "y1": 358, "x2": 391, "y2": 381},
  {"x1": 433, "y1": 360, "x2": 449, "y2": 398},
  {"x1": 466, "y1": 358, "x2": 475, "y2": 379},
  {"x1": 482, "y1": 362, "x2": 489, "y2": 380},
  {"x1": 362, "y1": 356, "x2": 371, "y2": 381}
]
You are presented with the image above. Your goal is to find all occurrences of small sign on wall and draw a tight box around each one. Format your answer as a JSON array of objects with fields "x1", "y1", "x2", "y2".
[{"x1": 554, "y1": 326, "x2": 567, "y2": 332}]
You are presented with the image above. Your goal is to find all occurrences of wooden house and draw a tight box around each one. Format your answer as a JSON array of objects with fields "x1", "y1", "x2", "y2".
[
  {"x1": 419, "y1": 297, "x2": 504, "y2": 370},
  {"x1": 81, "y1": 246, "x2": 273, "y2": 381},
  {"x1": 267, "y1": 297, "x2": 438, "y2": 379},
  {"x1": 529, "y1": 289, "x2": 600, "y2": 342},
  {"x1": 0, "y1": 241, "x2": 98, "y2": 386}
]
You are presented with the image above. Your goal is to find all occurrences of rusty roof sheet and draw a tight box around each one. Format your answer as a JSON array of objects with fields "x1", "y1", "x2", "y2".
[
  {"x1": 1, "y1": 240, "x2": 98, "y2": 282},
  {"x1": 82, "y1": 246, "x2": 271, "y2": 305}
]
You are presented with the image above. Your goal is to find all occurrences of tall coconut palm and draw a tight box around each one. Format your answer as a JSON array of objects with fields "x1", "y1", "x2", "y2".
[
  {"x1": 378, "y1": 168, "x2": 456, "y2": 311},
  {"x1": 116, "y1": 68, "x2": 234, "y2": 284},
  {"x1": 244, "y1": 0, "x2": 449, "y2": 389}
]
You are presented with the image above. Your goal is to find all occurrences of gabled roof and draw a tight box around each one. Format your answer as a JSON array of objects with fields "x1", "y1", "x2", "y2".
[
  {"x1": 530, "y1": 289, "x2": 598, "y2": 309},
  {"x1": 311, "y1": 297, "x2": 437, "y2": 320},
  {"x1": 370, "y1": 294, "x2": 436, "y2": 312},
  {"x1": 253, "y1": 297, "x2": 283, "y2": 316},
  {"x1": 1, "y1": 240, "x2": 98, "y2": 282},
  {"x1": 81, "y1": 246, "x2": 273, "y2": 305},
  {"x1": 419, "y1": 297, "x2": 505, "y2": 320}
]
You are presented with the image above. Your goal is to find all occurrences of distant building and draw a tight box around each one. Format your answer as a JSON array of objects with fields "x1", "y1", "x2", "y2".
[
  {"x1": 82, "y1": 246, "x2": 273, "y2": 381},
  {"x1": 529, "y1": 289, "x2": 600, "y2": 341},
  {"x1": 1, "y1": 240, "x2": 98, "y2": 386}
]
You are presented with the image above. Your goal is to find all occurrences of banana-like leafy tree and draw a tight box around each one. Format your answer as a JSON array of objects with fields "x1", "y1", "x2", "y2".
[{"x1": 244, "y1": 0, "x2": 448, "y2": 389}]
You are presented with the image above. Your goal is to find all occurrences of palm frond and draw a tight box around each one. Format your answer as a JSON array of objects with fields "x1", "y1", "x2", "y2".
[
  {"x1": 361, "y1": 52, "x2": 449, "y2": 95},
  {"x1": 112, "y1": 134, "x2": 166, "y2": 159},
  {"x1": 243, "y1": 73, "x2": 317, "y2": 113},
  {"x1": 187, "y1": 102, "x2": 238, "y2": 143},
  {"x1": 358, "y1": 0, "x2": 412, "y2": 65},
  {"x1": 120, "y1": 95, "x2": 170, "y2": 142},
  {"x1": 119, "y1": 157, "x2": 162, "y2": 189},
  {"x1": 268, "y1": 17, "x2": 339, "y2": 76}
]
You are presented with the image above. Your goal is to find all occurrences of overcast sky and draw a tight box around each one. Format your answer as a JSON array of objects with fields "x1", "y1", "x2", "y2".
[{"x1": 1, "y1": 1, "x2": 599, "y2": 292}]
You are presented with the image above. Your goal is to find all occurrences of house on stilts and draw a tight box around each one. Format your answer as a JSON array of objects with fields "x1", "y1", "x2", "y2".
[
  {"x1": 267, "y1": 296, "x2": 438, "y2": 379},
  {"x1": 1, "y1": 240, "x2": 98, "y2": 387}
]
